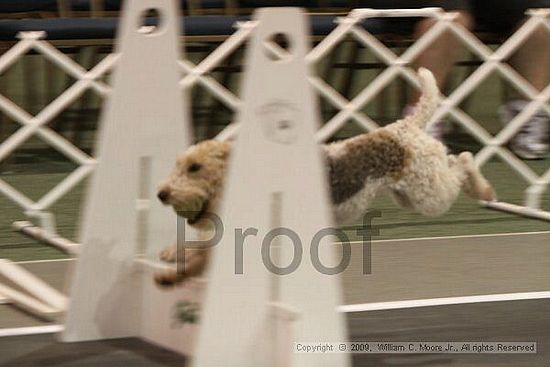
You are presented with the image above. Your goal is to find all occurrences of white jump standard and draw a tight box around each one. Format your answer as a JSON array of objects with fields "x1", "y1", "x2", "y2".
[
  {"x1": 193, "y1": 8, "x2": 350, "y2": 367},
  {"x1": 63, "y1": 0, "x2": 201, "y2": 356}
]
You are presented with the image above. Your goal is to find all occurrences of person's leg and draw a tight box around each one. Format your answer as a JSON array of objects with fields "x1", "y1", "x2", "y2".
[
  {"x1": 500, "y1": 23, "x2": 549, "y2": 159},
  {"x1": 411, "y1": 11, "x2": 474, "y2": 101},
  {"x1": 509, "y1": 22, "x2": 550, "y2": 92},
  {"x1": 404, "y1": 9, "x2": 473, "y2": 139},
  {"x1": 365, "y1": 0, "x2": 473, "y2": 139},
  {"x1": 489, "y1": 0, "x2": 550, "y2": 158},
  {"x1": 362, "y1": 0, "x2": 473, "y2": 100}
]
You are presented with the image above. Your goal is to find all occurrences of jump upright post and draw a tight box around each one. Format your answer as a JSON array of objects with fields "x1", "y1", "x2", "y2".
[
  {"x1": 62, "y1": 0, "x2": 201, "y2": 355},
  {"x1": 193, "y1": 8, "x2": 350, "y2": 367}
]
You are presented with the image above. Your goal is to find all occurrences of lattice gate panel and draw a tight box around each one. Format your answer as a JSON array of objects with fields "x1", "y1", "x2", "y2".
[{"x1": 0, "y1": 7, "x2": 549, "y2": 240}]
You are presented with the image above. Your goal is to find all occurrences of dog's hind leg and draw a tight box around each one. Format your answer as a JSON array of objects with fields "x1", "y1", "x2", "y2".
[
  {"x1": 391, "y1": 189, "x2": 414, "y2": 209},
  {"x1": 388, "y1": 153, "x2": 474, "y2": 216},
  {"x1": 455, "y1": 152, "x2": 496, "y2": 202}
]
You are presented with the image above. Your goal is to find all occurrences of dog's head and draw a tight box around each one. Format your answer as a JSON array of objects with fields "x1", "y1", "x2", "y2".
[{"x1": 158, "y1": 140, "x2": 231, "y2": 229}]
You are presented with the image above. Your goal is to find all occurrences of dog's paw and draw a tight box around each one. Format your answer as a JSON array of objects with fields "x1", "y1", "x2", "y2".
[
  {"x1": 458, "y1": 151, "x2": 497, "y2": 202},
  {"x1": 159, "y1": 245, "x2": 177, "y2": 263},
  {"x1": 154, "y1": 269, "x2": 181, "y2": 287},
  {"x1": 479, "y1": 183, "x2": 497, "y2": 202},
  {"x1": 154, "y1": 248, "x2": 210, "y2": 287},
  {"x1": 466, "y1": 172, "x2": 497, "y2": 202}
]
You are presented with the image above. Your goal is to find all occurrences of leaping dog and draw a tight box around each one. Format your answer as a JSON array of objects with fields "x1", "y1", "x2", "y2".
[{"x1": 155, "y1": 68, "x2": 496, "y2": 286}]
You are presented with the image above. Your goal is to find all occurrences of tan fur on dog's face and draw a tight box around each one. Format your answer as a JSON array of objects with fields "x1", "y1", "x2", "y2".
[{"x1": 158, "y1": 140, "x2": 231, "y2": 229}]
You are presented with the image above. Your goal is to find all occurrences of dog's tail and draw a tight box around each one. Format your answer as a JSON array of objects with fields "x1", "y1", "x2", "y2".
[{"x1": 406, "y1": 68, "x2": 440, "y2": 129}]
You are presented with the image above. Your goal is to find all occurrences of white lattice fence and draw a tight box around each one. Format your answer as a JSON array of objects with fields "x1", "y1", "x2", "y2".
[
  {"x1": 214, "y1": 7, "x2": 550, "y2": 220},
  {"x1": 0, "y1": 7, "x2": 549, "y2": 242},
  {"x1": 0, "y1": 31, "x2": 118, "y2": 235}
]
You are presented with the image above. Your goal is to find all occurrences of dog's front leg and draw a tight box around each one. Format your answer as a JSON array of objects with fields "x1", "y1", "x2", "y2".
[
  {"x1": 391, "y1": 189, "x2": 414, "y2": 209},
  {"x1": 159, "y1": 243, "x2": 177, "y2": 263},
  {"x1": 155, "y1": 247, "x2": 210, "y2": 287}
]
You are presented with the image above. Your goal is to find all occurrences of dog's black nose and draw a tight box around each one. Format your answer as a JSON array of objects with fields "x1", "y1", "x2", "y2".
[{"x1": 157, "y1": 190, "x2": 170, "y2": 203}]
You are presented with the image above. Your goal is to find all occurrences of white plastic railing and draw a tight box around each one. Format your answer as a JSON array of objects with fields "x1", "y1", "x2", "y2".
[{"x1": 0, "y1": 8, "x2": 549, "y2": 240}]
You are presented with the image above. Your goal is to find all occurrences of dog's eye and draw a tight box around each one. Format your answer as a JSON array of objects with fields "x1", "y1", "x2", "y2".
[{"x1": 188, "y1": 163, "x2": 202, "y2": 173}]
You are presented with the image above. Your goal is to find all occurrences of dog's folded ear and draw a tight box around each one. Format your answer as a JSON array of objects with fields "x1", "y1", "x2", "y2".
[{"x1": 216, "y1": 141, "x2": 232, "y2": 160}]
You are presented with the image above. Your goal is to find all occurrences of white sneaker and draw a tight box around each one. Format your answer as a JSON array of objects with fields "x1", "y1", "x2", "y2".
[
  {"x1": 499, "y1": 100, "x2": 549, "y2": 160},
  {"x1": 403, "y1": 104, "x2": 446, "y2": 141}
]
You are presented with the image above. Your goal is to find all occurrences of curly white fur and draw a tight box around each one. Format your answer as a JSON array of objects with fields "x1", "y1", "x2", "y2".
[{"x1": 328, "y1": 68, "x2": 495, "y2": 224}]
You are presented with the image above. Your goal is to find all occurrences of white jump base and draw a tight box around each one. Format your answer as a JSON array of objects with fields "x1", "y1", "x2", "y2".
[
  {"x1": 13, "y1": 221, "x2": 81, "y2": 256},
  {"x1": 483, "y1": 201, "x2": 550, "y2": 222}
]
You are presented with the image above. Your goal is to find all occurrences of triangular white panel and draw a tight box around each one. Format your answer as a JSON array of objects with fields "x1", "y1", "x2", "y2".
[
  {"x1": 63, "y1": 0, "x2": 198, "y2": 353},
  {"x1": 193, "y1": 8, "x2": 350, "y2": 367}
]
